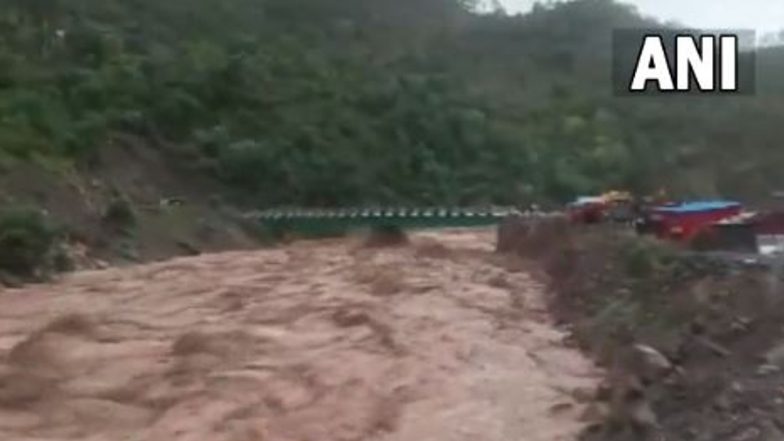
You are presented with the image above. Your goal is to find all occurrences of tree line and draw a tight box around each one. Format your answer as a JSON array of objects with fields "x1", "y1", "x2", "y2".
[{"x1": 0, "y1": 0, "x2": 782, "y2": 207}]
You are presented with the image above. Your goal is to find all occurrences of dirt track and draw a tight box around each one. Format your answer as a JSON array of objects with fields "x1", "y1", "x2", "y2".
[{"x1": 0, "y1": 228, "x2": 600, "y2": 441}]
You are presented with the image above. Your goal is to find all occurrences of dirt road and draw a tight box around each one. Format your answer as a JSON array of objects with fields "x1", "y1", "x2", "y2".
[{"x1": 0, "y1": 228, "x2": 600, "y2": 441}]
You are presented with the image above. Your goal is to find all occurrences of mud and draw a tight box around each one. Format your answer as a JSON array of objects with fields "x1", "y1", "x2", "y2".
[
  {"x1": 0, "y1": 228, "x2": 600, "y2": 441},
  {"x1": 0, "y1": 137, "x2": 262, "y2": 272},
  {"x1": 500, "y1": 217, "x2": 784, "y2": 441}
]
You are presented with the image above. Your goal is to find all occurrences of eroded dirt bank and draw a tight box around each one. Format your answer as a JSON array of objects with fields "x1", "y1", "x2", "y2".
[
  {"x1": 0, "y1": 228, "x2": 600, "y2": 441},
  {"x1": 500, "y1": 216, "x2": 784, "y2": 441}
]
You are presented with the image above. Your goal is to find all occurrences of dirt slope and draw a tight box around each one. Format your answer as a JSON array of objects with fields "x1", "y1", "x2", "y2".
[
  {"x1": 0, "y1": 137, "x2": 260, "y2": 269},
  {"x1": 0, "y1": 228, "x2": 600, "y2": 441}
]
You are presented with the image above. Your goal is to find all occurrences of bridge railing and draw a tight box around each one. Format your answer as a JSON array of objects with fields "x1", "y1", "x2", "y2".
[
  {"x1": 244, "y1": 206, "x2": 526, "y2": 237},
  {"x1": 250, "y1": 207, "x2": 520, "y2": 219},
  {"x1": 248, "y1": 206, "x2": 522, "y2": 220}
]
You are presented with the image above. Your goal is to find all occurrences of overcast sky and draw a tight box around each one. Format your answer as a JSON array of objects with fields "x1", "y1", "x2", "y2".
[{"x1": 498, "y1": 0, "x2": 784, "y2": 33}]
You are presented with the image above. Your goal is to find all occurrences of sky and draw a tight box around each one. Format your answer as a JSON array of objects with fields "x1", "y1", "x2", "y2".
[{"x1": 498, "y1": 0, "x2": 784, "y2": 34}]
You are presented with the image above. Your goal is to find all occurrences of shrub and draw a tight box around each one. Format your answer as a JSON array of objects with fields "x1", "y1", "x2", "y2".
[
  {"x1": 621, "y1": 237, "x2": 677, "y2": 279},
  {"x1": 0, "y1": 208, "x2": 60, "y2": 277},
  {"x1": 103, "y1": 193, "x2": 137, "y2": 230}
]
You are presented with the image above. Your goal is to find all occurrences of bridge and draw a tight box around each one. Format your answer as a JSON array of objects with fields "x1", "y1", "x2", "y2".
[{"x1": 247, "y1": 206, "x2": 524, "y2": 237}]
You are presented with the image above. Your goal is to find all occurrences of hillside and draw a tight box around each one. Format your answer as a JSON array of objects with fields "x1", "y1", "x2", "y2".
[{"x1": 0, "y1": 0, "x2": 783, "y2": 274}]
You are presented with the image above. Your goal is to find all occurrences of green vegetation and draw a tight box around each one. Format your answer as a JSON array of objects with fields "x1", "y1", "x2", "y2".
[
  {"x1": 621, "y1": 236, "x2": 678, "y2": 278},
  {"x1": 0, "y1": 0, "x2": 782, "y2": 207},
  {"x1": 0, "y1": 207, "x2": 62, "y2": 277},
  {"x1": 102, "y1": 192, "x2": 137, "y2": 230}
]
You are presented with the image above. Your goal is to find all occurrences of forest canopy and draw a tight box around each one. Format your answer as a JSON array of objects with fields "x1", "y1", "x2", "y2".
[{"x1": 0, "y1": 0, "x2": 782, "y2": 206}]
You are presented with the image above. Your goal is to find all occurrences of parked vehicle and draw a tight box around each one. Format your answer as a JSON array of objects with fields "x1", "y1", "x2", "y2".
[
  {"x1": 643, "y1": 200, "x2": 743, "y2": 242},
  {"x1": 567, "y1": 191, "x2": 634, "y2": 224}
]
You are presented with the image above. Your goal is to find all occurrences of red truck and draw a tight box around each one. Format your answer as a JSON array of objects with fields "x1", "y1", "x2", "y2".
[{"x1": 643, "y1": 200, "x2": 743, "y2": 242}]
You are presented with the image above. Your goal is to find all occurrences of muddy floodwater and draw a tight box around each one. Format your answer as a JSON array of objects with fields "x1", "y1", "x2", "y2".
[{"x1": 0, "y1": 228, "x2": 601, "y2": 441}]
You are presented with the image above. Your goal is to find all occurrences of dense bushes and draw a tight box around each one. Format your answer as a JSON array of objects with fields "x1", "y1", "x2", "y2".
[
  {"x1": 0, "y1": 207, "x2": 62, "y2": 277},
  {"x1": 0, "y1": 0, "x2": 782, "y2": 206},
  {"x1": 102, "y1": 192, "x2": 137, "y2": 231}
]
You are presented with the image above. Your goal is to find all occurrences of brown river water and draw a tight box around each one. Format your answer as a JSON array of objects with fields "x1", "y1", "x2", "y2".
[{"x1": 0, "y1": 228, "x2": 600, "y2": 441}]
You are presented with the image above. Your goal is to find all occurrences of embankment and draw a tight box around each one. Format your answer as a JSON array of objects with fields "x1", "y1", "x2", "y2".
[{"x1": 497, "y1": 215, "x2": 784, "y2": 440}]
